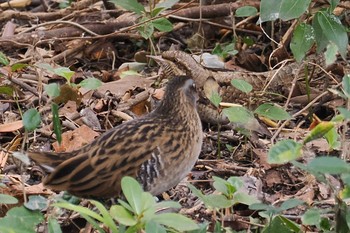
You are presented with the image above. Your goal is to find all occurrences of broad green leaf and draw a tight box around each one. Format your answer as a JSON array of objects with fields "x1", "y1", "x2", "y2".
[
  {"x1": 111, "y1": 0, "x2": 144, "y2": 15},
  {"x1": 138, "y1": 22, "x2": 154, "y2": 39},
  {"x1": 152, "y1": 18, "x2": 173, "y2": 32},
  {"x1": 90, "y1": 200, "x2": 118, "y2": 232},
  {"x1": 232, "y1": 192, "x2": 260, "y2": 206},
  {"x1": 303, "y1": 121, "x2": 334, "y2": 144},
  {"x1": 0, "y1": 51, "x2": 9, "y2": 65},
  {"x1": 313, "y1": 11, "x2": 348, "y2": 59},
  {"x1": 203, "y1": 194, "x2": 232, "y2": 208},
  {"x1": 24, "y1": 195, "x2": 48, "y2": 211},
  {"x1": 48, "y1": 217, "x2": 62, "y2": 233},
  {"x1": 145, "y1": 221, "x2": 166, "y2": 233},
  {"x1": 342, "y1": 74, "x2": 350, "y2": 98},
  {"x1": 260, "y1": 0, "x2": 311, "y2": 22},
  {"x1": 231, "y1": 79, "x2": 252, "y2": 93},
  {"x1": 121, "y1": 176, "x2": 143, "y2": 215},
  {"x1": 279, "y1": 199, "x2": 304, "y2": 211},
  {"x1": 23, "y1": 108, "x2": 41, "y2": 131},
  {"x1": 236, "y1": 6, "x2": 258, "y2": 17},
  {"x1": 11, "y1": 63, "x2": 28, "y2": 72},
  {"x1": 212, "y1": 176, "x2": 231, "y2": 196},
  {"x1": 324, "y1": 126, "x2": 340, "y2": 150},
  {"x1": 110, "y1": 205, "x2": 137, "y2": 226},
  {"x1": 290, "y1": 23, "x2": 315, "y2": 62},
  {"x1": 223, "y1": 106, "x2": 255, "y2": 124},
  {"x1": 307, "y1": 157, "x2": 350, "y2": 174},
  {"x1": 0, "y1": 194, "x2": 18, "y2": 204},
  {"x1": 53, "y1": 202, "x2": 104, "y2": 222},
  {"x1": 152, "y1": 213, "x2": 199, "y2": 231},
  {"x1": 79, "y1": 77, "x2": 102, "y2": 90},
  {"x1": 329, "y1": 0, "x2": 340, "y2": 12},
  {"x1": 325, "y1": 42, "x2": 338, "y2": 65},
  {"x1": 0, "y1": 206, "x2": 44, "y2": 233},
  {"x1": 254, "y1": 103, "x2": 291, "y2": 121},
  {"x1": 263, "y1": 215, "x2": 300, "y2": 233},
  {"x1": 268, "y1": 139, "x2": 302, "y2": 164},
  {"x1": 54, "y1": 67, "x2": 75, "y2": 82},
  {"x1": 302, "y1": 209, "x2": 321, "y2": 225},
  {"x1": 45, "y1": 83, "x2": 60, "y2": 98}
]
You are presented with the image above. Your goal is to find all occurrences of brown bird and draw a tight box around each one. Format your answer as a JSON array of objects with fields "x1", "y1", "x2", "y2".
[{"x1": 28, "y1": 76, "x2": 203, "y2": 198}]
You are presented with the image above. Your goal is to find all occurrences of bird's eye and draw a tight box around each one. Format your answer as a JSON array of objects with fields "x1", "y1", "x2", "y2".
[{"x1": 192, "y1": 83, "x2": 196, "y2": 89}]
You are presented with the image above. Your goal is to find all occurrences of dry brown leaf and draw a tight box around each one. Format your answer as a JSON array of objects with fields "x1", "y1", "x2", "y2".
[{"x1": 0, "y1": 120, "x2": 23, "y2": 132}]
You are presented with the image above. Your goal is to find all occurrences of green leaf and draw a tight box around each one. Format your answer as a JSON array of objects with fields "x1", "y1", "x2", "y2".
[
  {"x1": 236, "y1": 6, "x2": 258, "y2": 17},
  {"x1": 260, "y1": 0, "x2": 311, "y2": 22},
  {"x1": 138, "y1": 21, "x2": 154, "y2": 39},
  {"x1": 223, "y1": 106, "x2": 255, "y2": 124},
  {"x1": 263, "y1": 215, "x2": 300, "y2": 233},
  {"x1": 48, "y1": 217, "x2": 62, "y2": 233},
  {"x1": 51, "y1": 103, "x2": 62, "y2": 144},
  {"x1": 24, "y1": 195, "x2": 48, "y2": 211},
  {"x1": 0, "y1": 51, "x2": 9, "y2": 65},
  {"x1": 0, "y1": 194, "x2": 18, "y2": 204},
  {"x1": 325, "y1": 42, "x2": 338, "y2": 65},
  {"x1": 23, "y1": 108, "x2": 41, "y2": 131},
  {"x1": 302, "y1": 209, "x2": 321, "y2": 225},
  {"x1": 303, "y1": 121, "x2": 335, "y2": 144},
  {"x1": 90, "y1": 200, "x2": 119, "y2": 232},
  {"x1": 45, "y1": 83, "x2": 60, "y2": 98},
  {"x1": 79, "y1": 77, "x2": 102, "y2": 91},
  {"x1": 279, "y1": 199, "x2": 304, "y2": 211},
  {"x1": 268, "y1": 139, "x2": 303, "y2": 164},
  {"x1": 212, "y1": 176, "x2": 231, "y2": 196},
  {"x1": 145, "y1": 221, "x2": 166, "y2": 233},
  {"x1": 110, "y1": 205, "x2": 137, "y2": 226},
  {"x1": 121, "y1": 176, "x2": 143, "y2": 215},
  {"x1": 54, "y1": 67, "x2": 75, "y2": 82},
  {"x1": 313, "y1": 11, "x2": 348, "y2": 59},
  {"x1": 203, "y1": 194, "x2": 232, "y2": 209},
  {"x1": 155, "y1": 201, "x2": 181, "y2": 210},
  {"x1": 11, "y1": 63, "x2": 28, "y2": 72},
  {"x1": 110, "y1": 0, "x2": 144, "y2": 15},
  {"x1": 232, "y1": 192, "x2": 260, "y2": 206},
  {"x1": 342, "y1": 74, "x2": 350, "y2": 98},
  {"x1": 152, "y1": 213, "x2": 199, "y2": 231},
  {"x1": 53, "y1": 202, "x2": 104, "y2": 222},
  {"x1": 307, "y1": 157, "x2": 350, "y2": 174},
  {"x1": 0, "y1": 206, "x2": 44, "y2": 233},
  {"x1": 254, "y1": 103, "x2": 291, "y2": 121},
  {"x1": 338, "y1": 107, "x2": 350, "y2": 119},
  {"x1": 231, "y1": 79, "x2": 253, "y2": 93},
  {"x1": 36, "y1": 63, "x2": 55, "y2": 73},
  {"x1": 290, "y1": 23, "x2": 315, "y2": 62},
  {"x1": 209, "y1": 91, "x2": 222, "y2": 108},
  {"x1": 0, "y1": 85, "x2": 15, "y2": 96},
  {"x1": 324, "y1": 126, "x2": 340, "y2": 150},
  {"x1": 152, "y1": 18, "x2": 173, "y2": 32},
  {"x1": 329, "y1": 0, "x2": 340, "y2": 12}
]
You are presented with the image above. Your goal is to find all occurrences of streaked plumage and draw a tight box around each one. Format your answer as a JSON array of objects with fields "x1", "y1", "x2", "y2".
[{"x1": 28, "y1": 76, "x2": 203, "y2": 198}]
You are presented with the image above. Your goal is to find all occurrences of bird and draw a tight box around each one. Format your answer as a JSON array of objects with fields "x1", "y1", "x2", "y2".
[{"x1": 28, "y1": 76, "x2": 203, "y2": 198}]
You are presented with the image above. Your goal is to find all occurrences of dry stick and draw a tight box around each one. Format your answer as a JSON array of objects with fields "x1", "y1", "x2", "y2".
[
  {"x1": 271, "y1": 82, "x2": 342, "y2": 143},
  {"x1": 9, "y1": 76, "x2": 48, "y2": 103}
]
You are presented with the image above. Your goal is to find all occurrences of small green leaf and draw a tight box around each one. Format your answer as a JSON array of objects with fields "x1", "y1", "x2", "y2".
[
  {"x1": 324, "y1": 126, "x2": 340, "y2": 150},
  {"x1": 302, "y1": 209, "x2": 321, "y2": 225},
  {"x1": 236, "y1": 6, "x2": 258, "y2": 17},
  {"x1": 79, "y1": 77, "x2": 102, "y2": 91},
  {"x1": 279, "y1": 199, "x2": 304, "y2": 211},
  {"x1": 36, "y1": 63, "x2": 55, "y2": 73},
  {"x1": 145, "y1": 221, "x2": 167, "y2": 233},
  {"x1": 54, "y1": 67, "x2": 75, "y2": 82},
  {"x1": 209, "y1": 91, "x2": 222, "y2": 108},
  {"x1": 325, "y1": 42, "x2": 338, "y2": 65},
  {"x1": 138, "y1": 21, "x2": 154, "y2": 39},
  {"x1": 268, "y1": 139, "x2": 303, "y2": 164},
  {"x1": 23, "y1": 108, "x2": 41, "y2": 131},
  {"x1": 290, "y1": 23, "x2": 315, "y2": 62},
  {"x1": 223, "y1": 106, "x2": 255, "y2": 124},
  {"x1": 53, "y1": 202, "x2": 104, "y2": 222},
  {"x1": 307, "y1": 157, "x2": 350, "y2": 174},
  {"x1": 260, "y1": 0, "x2": 311, "y2": 22},
  {"x1": 232, "y1": 192, "x2": 259, "y2": 206},
  {"x1": 110, "y1": 205, "x2": 137, "y2": 226},
  {"x1": 303, "y1": 121, "x2": 335, "y2": 144},
  {"x1": 0, "y1": 51, "x2": 9, "y2": 65},
  {"x1": 152, "y1": 18, "x2": 173, "y2": 32},
  {"x1": 110, "y1": 0, "x2": 144, "y2": 15},
  {"x1": 11, "y1": 63, "x2": 28, "y2": 72},
  {"x1": 264, "y1": 215, "x2": 300, "y2": 232},
  {"x1": 48, "y1": 217, "x2": 62, "y2": 233},
  {"x1": 338, "y1": 107, "x2": 350, "y2": 119},
  {"x1": 45, "y1": 83, "x2": 60, "y2": 98},
  {"x1": 0, "y1": 85, "x2": 14, "y2": 96},
  {"x1": 24, "y1": 195, "x2": 48, "y2": 211},
  {"x1": 231, "y1": 79, "x2": 253, "y2": 93},
  {"x1": 51, "y1": 103, "x2": 62, "y2": 144},
  {"x1": 254, "y1": 103, "x2": 291, "y2": 121},
  {"x1": 342, "y1": 74, "x2": 350, "y2": 98},
  {"x1": 121, "y1": 176, "x2": 143, "y2": 215},
  {"x1": 152, "y1": 213, "x2": 199, "y2": 231},
  {"x1": 202, "y1": 194, "x2": 232, "y2": 209},
  {"x1": 0, "y1": 194, "x2": 18, "y2": 204}
]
